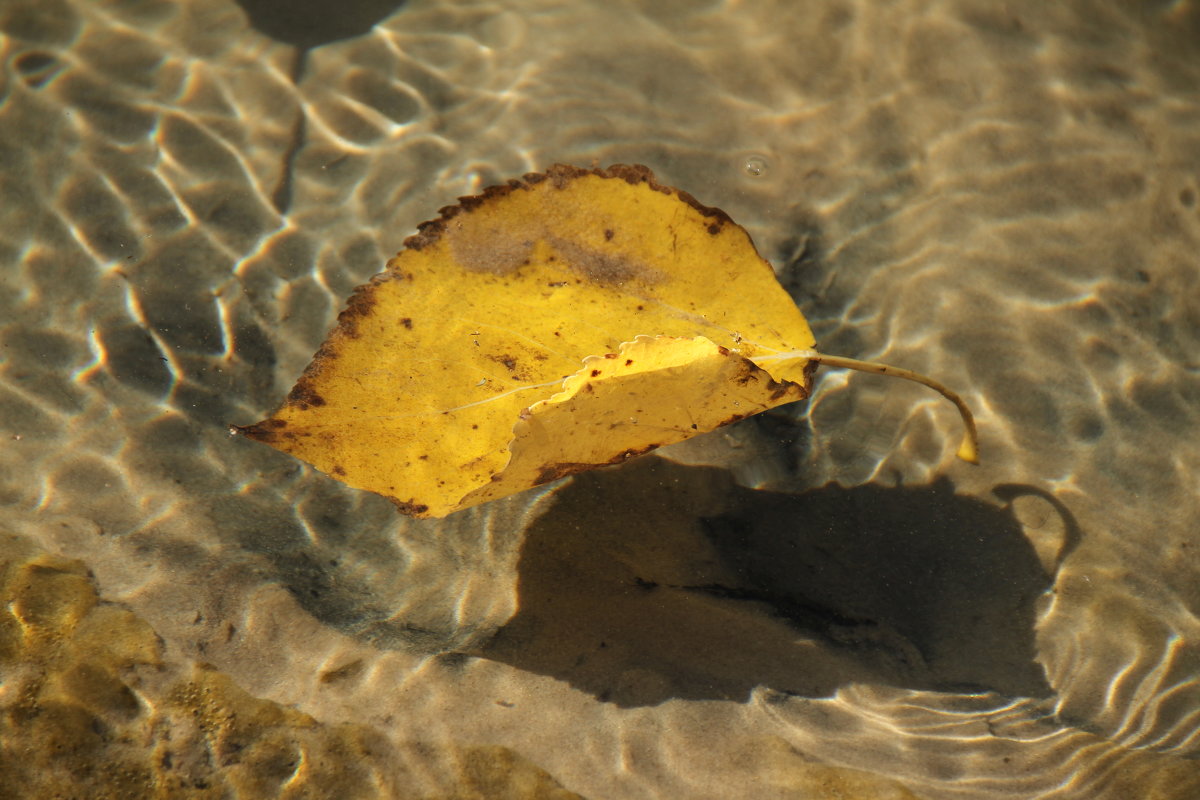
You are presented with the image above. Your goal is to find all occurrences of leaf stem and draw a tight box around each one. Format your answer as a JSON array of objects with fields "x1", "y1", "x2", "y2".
[{"x1": 809, "y1": 352, "x2": 979, "y2": 464}]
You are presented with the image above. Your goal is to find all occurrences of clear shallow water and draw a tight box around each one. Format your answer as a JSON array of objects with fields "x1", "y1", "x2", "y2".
[{"x1": 2, "y1": 0, "x2": 1200, "y2": 797}]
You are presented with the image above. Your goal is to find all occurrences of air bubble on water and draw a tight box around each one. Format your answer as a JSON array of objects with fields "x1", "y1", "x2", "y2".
[{"x1": 743, "y1": 155, "x2": 769, "y2": 178}]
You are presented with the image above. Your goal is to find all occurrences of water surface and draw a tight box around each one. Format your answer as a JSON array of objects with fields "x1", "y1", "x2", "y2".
[{"x1": 2, "y1": 0, "x2": 1200, "y2": 797}]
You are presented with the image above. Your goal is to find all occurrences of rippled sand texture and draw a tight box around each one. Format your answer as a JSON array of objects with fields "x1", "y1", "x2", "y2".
[{"x1": 2, "y1": 0, "x2": 1200, "y2": 797}]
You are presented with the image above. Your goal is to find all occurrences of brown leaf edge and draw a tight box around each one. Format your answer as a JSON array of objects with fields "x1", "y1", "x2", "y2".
[{"x1": 403, "y1": 163, "x2": 738, "y2": 252}]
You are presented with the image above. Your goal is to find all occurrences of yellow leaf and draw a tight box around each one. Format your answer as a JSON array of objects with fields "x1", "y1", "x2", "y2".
[
  {"x1": 235, "y1": 164, "x2": 975, "y2": 517},
  {"x1": 461, "y1": 335, "x2": 807, "y2": 511}
]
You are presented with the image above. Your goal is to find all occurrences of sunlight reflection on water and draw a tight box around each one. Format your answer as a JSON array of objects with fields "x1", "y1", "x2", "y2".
[{"x1": 2, "y1": 0, "x2": 1200, "y2": 797}]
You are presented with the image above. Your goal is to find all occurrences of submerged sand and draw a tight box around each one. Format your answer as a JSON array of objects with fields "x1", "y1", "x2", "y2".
[{"x1": 2, "y1": 0, "x2": 1200, "y2": 797}]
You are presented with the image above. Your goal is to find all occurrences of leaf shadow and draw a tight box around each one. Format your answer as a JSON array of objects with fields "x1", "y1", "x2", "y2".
[{"x1": 478, "y1": 455, "x2": 1057, "y2": 707}]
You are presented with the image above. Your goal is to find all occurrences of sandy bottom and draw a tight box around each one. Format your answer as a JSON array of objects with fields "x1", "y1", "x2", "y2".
[{"x1": 2, "y1": 0, "x2": 1200, "y2": 797}]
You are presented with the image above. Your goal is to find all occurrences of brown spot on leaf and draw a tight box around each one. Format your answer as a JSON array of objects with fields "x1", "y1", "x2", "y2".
[
  {"x1": 768, "y1": 383, "x2": 794, "y2": 401},
  {"x1": 449, "y1": 223, "x2": 536, "y2": 276},
  {"x1": 590, "y1": 369, "x2": 601, "y2": 377},
  {"x1": 287, "y1": 380, "x2": 325, "y2": 409},
  {"x1": 551, "y1": 237, "x2": 662, "y2": 287},
  {"x1": 707, "y1": 222, "x2": 721, "y2": 235},
  {"x1": 400, "y1": 317, "x2": 413, "y2": 329},
  {"x1": 736, "y1": 372, "x2": 757, "y2": 386},
  {"x1": 332, "y1": 465, "x2": 346, "y2": 476},
  {"x1": 487, "y1": 353, "x2": 518, "y2": 371},
  {"x1": 734, "y1": 356, "x2": 809, "y2": 404},
  {"x1": 392, "y1": 498, "x2": 430, "y2": 516},
  {"x1": 604, "y1": 228, "x2": 614, "y2": 240}
]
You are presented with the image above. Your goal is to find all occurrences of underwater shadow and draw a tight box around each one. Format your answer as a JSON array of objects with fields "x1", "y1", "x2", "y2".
[
  {"x1": 479, "y1": 455, "x2": 1055, "y2": 707},
  {"x1": 234, "y1": 0, "x2": 407, "y2": 50}
]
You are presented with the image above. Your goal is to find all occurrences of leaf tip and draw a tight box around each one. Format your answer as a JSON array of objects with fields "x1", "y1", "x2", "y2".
[{"x1": 229, "y1": 418, "x2": 288, "y2": 444}]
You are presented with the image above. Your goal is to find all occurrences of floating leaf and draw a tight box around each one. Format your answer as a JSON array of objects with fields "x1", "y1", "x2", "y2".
[{"x1": 235, "y1": 165, "x2": 976, "y2": 517}]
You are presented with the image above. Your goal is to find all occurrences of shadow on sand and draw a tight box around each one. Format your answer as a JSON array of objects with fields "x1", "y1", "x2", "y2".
[{"x1": 479, "y1": 455, "x2": 1057, "y2": 707}]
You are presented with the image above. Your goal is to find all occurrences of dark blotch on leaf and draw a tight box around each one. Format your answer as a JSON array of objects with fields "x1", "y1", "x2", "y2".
[
  {"x1": 287, "y1": 380, "x2": 326, "y2": 409},
  {"x1": 233, "y1": 420, "x2": 278, "y2": 443},
  {"x1": 392, "y1": 499, "x2": 429, "y2": 516},
  {"x1": 488, "y1": 354, "x2": 518, "y2": 371}
]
